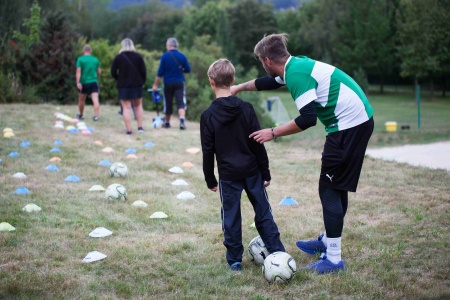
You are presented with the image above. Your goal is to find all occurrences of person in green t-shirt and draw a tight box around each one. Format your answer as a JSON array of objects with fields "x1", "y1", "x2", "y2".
[
  {"x1": 231, "y1": 33, "x2": 374, "y2": 275},
  {"x1": 76, "y1": 44, "x2": 101, "y2": 121}
]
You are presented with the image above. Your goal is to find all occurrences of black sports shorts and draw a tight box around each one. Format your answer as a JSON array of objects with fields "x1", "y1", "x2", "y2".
[
  {"x1": 79, "y1": 82, "x2": 100, "y2": 95},
  {"x1": 319, "y1": 117, "x2": 374, "y2": 192},
  {"x1": 163, "y1": 82, "x2": 186, "y2": 115}
]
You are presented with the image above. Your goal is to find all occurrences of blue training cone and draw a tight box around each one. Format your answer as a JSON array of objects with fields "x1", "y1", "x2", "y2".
[
  {"x1": 125, "y1": 148, "x2": 136, "y2": 154},
  {"x1": 98, "y1": 159, "x2": 112, "y2": 167},
  {"x1": 65, "y1": 175, "x2": 81, "y2": 182},
  {"x1": 279, "y1": 196, "x2": 298, "y2": 206},
  {"x1": 144, "y1": 141, "x2": 155, "y2": 147},
  {"x1": 50, "y1": 148, "x2": 60, "y2": 153},
  {"x1": 20, "y1": 141, "x2": 31, "y2": 147},
  {"x1": 54, "y1": 140, "x2": 63, "y2": 145},
  {"x1": 45, "y1": 164, "x2": 60, "y2": 172},
  {"x1": 13, "y1": 186, "x2": 30, "y2": 195},
  {"x1": 8, "y1": 152, "x2": 19, "y2": 157}
]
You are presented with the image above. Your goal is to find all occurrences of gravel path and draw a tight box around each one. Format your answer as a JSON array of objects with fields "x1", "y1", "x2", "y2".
[{"x1": 366, "y1": 141, "x2": 450, "y2": 171}]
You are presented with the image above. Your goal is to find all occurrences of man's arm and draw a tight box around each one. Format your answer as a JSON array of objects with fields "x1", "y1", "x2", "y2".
[
  {"x1": 152, "y1": 77, "x2": 162, "y2": 92},
  {"x1": 231, "y1": 76, "x2": 284, "y2": 95},
  {"x1": 76, "y1": 67, "x2": 82, "y2": 90},
  {"x1": 230, "y1": 79, "x2": 257, "y2": 95},
  {"x1": 97, "y1": 68, "x2": 101, "y2": 79}
]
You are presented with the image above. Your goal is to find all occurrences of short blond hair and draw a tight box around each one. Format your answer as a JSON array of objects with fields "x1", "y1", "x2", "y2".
[
  {"x1": 83, "y1": 44, "x2": 92, "y2": 53},
  {"x1": 254, "y1": 33, "x2": 290, "y2": 63},
  {"x1": 207, "y1": 59, "x2": 235, "y2": 89}
]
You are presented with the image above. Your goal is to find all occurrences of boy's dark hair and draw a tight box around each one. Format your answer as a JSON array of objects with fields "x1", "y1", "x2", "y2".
[{"x1": 207, "y1": 58, "x2": 235, "y2": 89}]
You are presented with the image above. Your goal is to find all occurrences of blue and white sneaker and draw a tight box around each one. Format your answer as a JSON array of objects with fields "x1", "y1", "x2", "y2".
[
  {"x1": 227, "y1": 262, "x2": 242, "y2": 272},
  {"x1": 296, "y1": 234, "x2": 327, "y2": 254},
  {"x1": 306, "y1": 255, "x2": 345, "y2": 274}
]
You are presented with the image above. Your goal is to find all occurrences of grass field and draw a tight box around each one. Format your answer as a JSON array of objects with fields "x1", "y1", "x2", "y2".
[{"x1": 0, "y1": 100, "x2": 449, "y2": 299}]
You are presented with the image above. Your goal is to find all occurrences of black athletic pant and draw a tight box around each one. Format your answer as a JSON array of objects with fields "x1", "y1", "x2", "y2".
[
  {"x1": 319, "y1": 185, "x2": 348, "y2": 238},
  {"x1": 219, "y1": 172, "x2": 285, "y2": 265}
]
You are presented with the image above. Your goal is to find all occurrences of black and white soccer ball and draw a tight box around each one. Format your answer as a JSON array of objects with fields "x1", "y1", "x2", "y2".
[
  {"x1": 105, "y1": 183, "x2": 127, "y2": 201},
  {"x1": 248, "y1": 236, "x2": 270, "y2": 265},
  {"x1": 262, "y1": 251, "x2": 296, "y2": 283},
  {"x1": 109, "y1": 162, "x2": 128, "y2": 177}
]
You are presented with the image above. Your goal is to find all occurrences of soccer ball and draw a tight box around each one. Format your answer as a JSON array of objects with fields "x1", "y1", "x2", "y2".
[
  {"x1": 109, "y1": 162, "x2": 128, "y2": 177},
  {"x1": 262, "y1": 251, "x2": 296, "y2": 283},
  {"x1": 105, "y1": 183, "x2": 127, "y2": 201},
  {"x1": 248, "y1": 236, "x2": 270, "y2": 265}
]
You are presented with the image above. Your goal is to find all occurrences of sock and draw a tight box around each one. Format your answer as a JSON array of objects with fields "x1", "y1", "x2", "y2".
[
  {"x1": 326, "y1": 237, "x2": 342, "y2": 264},
  {"x1": 322, "y1": 232, "x2": 327, "y2": 245}
]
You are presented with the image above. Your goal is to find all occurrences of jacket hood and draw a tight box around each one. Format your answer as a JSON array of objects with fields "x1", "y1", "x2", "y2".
[{"x1": 210, "y1": 96, "x2": 244, "y2": 125}]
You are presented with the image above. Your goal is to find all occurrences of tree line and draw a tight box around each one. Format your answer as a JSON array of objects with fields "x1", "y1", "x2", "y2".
[{"x1": 1, "y1": 0, "x2": 448, "y2": 123}]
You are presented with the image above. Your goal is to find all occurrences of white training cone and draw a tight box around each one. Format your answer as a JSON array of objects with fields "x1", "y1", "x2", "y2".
[
  {"x1": 82, "y1": 251, "x2": 107, "y2": 263},
  {"x1": 132, "y1": 200, "x2": 148, "y2": 208},
  {"x1": 12, "y1": 172, "x2": 27, "y2": 179},
  {"x1": 0, "y1": 222, "x2": 16, "y2": 231},
  {"x1": 176, "y1": 191, "x2": 196, "y2": 200},
  {"x1": 169, "y1": 166, "x2": 183, "y2": 174},
  {"x1": 149, "y1": 212, "x2": 168, "y2": 219},
  {"x1": 89, "y1": 185, "x2": 105, "y2": 192},
  {"x1": 89, "y1": 227, "x2": 112, "y2": 238},
  {"x1": 22, "y1": 203, "x2": 42, "y2": 213},
  {"x1": 171, "y1": 179, "x2": 188, "y2": 186}
]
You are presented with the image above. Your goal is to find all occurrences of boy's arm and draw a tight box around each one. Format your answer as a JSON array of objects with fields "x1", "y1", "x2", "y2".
[
  {"x1": 248, "y1": 105, "x2": 271, "y2": 182},
  {"x1": 200, "y1": 113, "x2": 218, "y2": 189}
]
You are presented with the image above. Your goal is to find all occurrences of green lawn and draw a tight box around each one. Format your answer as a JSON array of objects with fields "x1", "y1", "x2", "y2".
[{"x1": 0, "y1": 102, "x2": 449, "y2": 299}]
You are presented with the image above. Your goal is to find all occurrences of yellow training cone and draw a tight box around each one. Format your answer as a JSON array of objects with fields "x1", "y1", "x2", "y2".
[
  {"x1": 4, "y1": 132, "x2": 14, "y2": 138},
  {"x1": 3, "y1": 128, "x2": 13, "y2": 133}
]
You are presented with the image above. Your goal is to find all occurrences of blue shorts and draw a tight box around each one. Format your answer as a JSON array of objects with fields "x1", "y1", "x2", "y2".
[
  {"x1": 118, "y1": 87, "x2": 143, "y2": 100},
  {"x1": 79, "y1": 82, "x2": 100, "y2": 95}
]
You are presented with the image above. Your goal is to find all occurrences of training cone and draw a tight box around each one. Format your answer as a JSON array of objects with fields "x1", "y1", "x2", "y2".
[
  {"x1": 0, "y1": 222, "x2": 16, "y2": 231},
  {"x1": 49, "y1": 157, "x2": 61, "y2": 162},
  {"x1": 169, "y1": 166, "x2": 183, "y2": 174},
  {"x1": 98, "y1": 159, "x2": 112, "y2": 167},
  {"x1": 20, "y1": 141, "x2": 30, "y2": 147},
  {"x1": 182, "y1": 162, "x2": 194, "y2": 167},
  {"x1": 13, "y1": 187, "x2": 30, "y2": 195},
  {"x1": 22, "y1": 203, "x2": 42, "y2": 213},
  {"x1": 54, "y1": 140, "x2": 63, "y2": 145},
  {"x1": 102, "y1": 147, "x2": 114, "y2": 153},
  {"x1": 89, "y1": 227, "x2": 112, "y2": 238},
  {"x1": 125, "y1": 148, "x2": 136, "y2": 154},
  {"x1": 45, "y1": 164, "x2": 60, "y2": 172},
  {"x1": 176, "y1": 191, "x2": 195, "y2": 200},
  {"x1": 65, "y1": 175, "x2": 81, "y2": 182},
  {"x1": 172, "y1": 179, "x2": 188, "y2": 186},
  {"x1": 149, "y1": 212, "x2": 168, "y2": 219},
  {"x1": 82, "y1": 251, "x2": 107, "y2": 263},
  {"x1": 186, "y1": 148, "x2": 200, "y2": 154},
  {"x1": 279, "y1": 196, "x2": 298, "y2": 206},
  {"x1": 144, "y1": 141, "x2": 155, "y2": 147},
  {"x1": 89, "y1": 185, "x2": 105, "y2": 192},
  {"x1": 50, "y1": 148, "x2": 60, "y2": 153},
  {"x1": 8, "y1": 152, "x2": 19, "y2": 157},
  {"x1": 126, "y1": 154, "x2": 138, "y2": 159},
  {"x1": 94, "y1": 140, "x2": 103, "y2": 146},
  {"x1": 132, "y1": 200, "x2": 148, "y2": 208},
  {"x1": 12, "y1": 172, "x2": 27, "y2": 179}
]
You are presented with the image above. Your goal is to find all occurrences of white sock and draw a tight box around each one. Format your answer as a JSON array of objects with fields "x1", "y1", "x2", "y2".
[
  {"x1": 326, "y1": 237, "x2": 342, "y2": 264},
  {"x1": 322, "y1": 232, "x2": 327, "y2": 245}
]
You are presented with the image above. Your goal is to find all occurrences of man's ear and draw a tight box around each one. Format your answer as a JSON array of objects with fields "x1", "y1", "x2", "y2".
[{"x1": 231, "y1": 77, "x2": 235, "y2": 85}]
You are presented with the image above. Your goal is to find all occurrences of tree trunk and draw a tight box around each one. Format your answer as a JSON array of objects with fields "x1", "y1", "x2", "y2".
[{"x1": 430, "y1": 78, "x2": 434, "y2": 100}]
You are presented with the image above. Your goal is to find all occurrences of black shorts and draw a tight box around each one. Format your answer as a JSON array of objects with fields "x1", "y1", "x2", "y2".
[
  {"x1": 319, "y1": 117, "x2": 374, "y2": 192},
  {"x1": 163, "y1": 82, "x2": 186, "y2": 115},
  {"x1": 79, "y1": 82, "x2": 100, "y2": 95},
  {"x1": 118, "y1": 87, "x2": 143, "y2": 100}
]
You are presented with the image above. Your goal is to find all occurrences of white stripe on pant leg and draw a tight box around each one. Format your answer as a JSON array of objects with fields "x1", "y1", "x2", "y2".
[
  {"x1": 183, "y1": 83, "x2": 187, "y2": 110},
  {"x1": 219, "y1": 180, "x2": 226, "y2": 235},
  {"x1": 263, "y1": 188, "x2": 274, "y2": 216}
]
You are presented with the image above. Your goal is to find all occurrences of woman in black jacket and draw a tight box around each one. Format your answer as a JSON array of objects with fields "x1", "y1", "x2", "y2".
[{"x1": 111, "y1": 38, "x2": 147, "y2": 135}]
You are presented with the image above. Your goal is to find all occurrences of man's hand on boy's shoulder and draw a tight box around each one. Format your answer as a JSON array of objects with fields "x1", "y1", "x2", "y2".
[{"x1": 210, "y1": 186, "x2": 218, "y2": 192}]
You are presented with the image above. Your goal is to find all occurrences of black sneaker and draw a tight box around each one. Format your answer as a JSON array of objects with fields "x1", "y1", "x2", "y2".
[
  {"x1": 126, "y1": 131, "x2": 132, "y2": 135},
  {"x1": 162, "y1": 123, "x2": 171, "y2": 128},
  {"x1": 93, "y1": 116, "x2": 99, "y2": 122},
  {"x1": 138, "y1": 127, "x2": 144, "y2": 133},
  {"x1": 76, "y1": 114, "x2": 84, "y2": 120},
  {"x1": 180, "y1": 120, "x2": 186, "y2": 130}
]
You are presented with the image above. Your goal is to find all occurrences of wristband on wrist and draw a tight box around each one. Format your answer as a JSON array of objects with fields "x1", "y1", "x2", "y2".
[{"x1": 271, "y1": 127, "x2": 277, "y2": 140}]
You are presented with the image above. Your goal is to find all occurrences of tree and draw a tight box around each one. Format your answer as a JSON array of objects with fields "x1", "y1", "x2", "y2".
[
  {"x1": 225, "y1": 0, "x2": 278, "y2": 74},
  {"x1": 396, "y1": 0, "x2": 450, "y2": 98}
]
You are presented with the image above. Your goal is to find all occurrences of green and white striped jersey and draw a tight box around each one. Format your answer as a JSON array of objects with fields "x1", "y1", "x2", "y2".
[{"x1": 276, "y1": 56, "x2": 373, "y2": 133}]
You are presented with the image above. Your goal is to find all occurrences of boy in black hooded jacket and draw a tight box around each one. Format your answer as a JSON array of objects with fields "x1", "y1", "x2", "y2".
[{"x1": 200, "y1": 59, "x2": 285, "y2": 272}]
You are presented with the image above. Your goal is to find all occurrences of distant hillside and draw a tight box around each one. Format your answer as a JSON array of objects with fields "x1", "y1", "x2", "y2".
[{"x1": 108, "y1": 0, "x2": 301, "y2": 10}]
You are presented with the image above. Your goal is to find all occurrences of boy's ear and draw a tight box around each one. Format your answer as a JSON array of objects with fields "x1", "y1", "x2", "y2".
[{"x1": 208, "y1": 77, "x2": 215, "y2": 87}]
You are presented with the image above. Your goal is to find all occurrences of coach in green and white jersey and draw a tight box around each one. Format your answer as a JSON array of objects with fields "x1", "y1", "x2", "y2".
[{"x1": 231, "y1": 33, "x2": 374, "y2": 275}]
